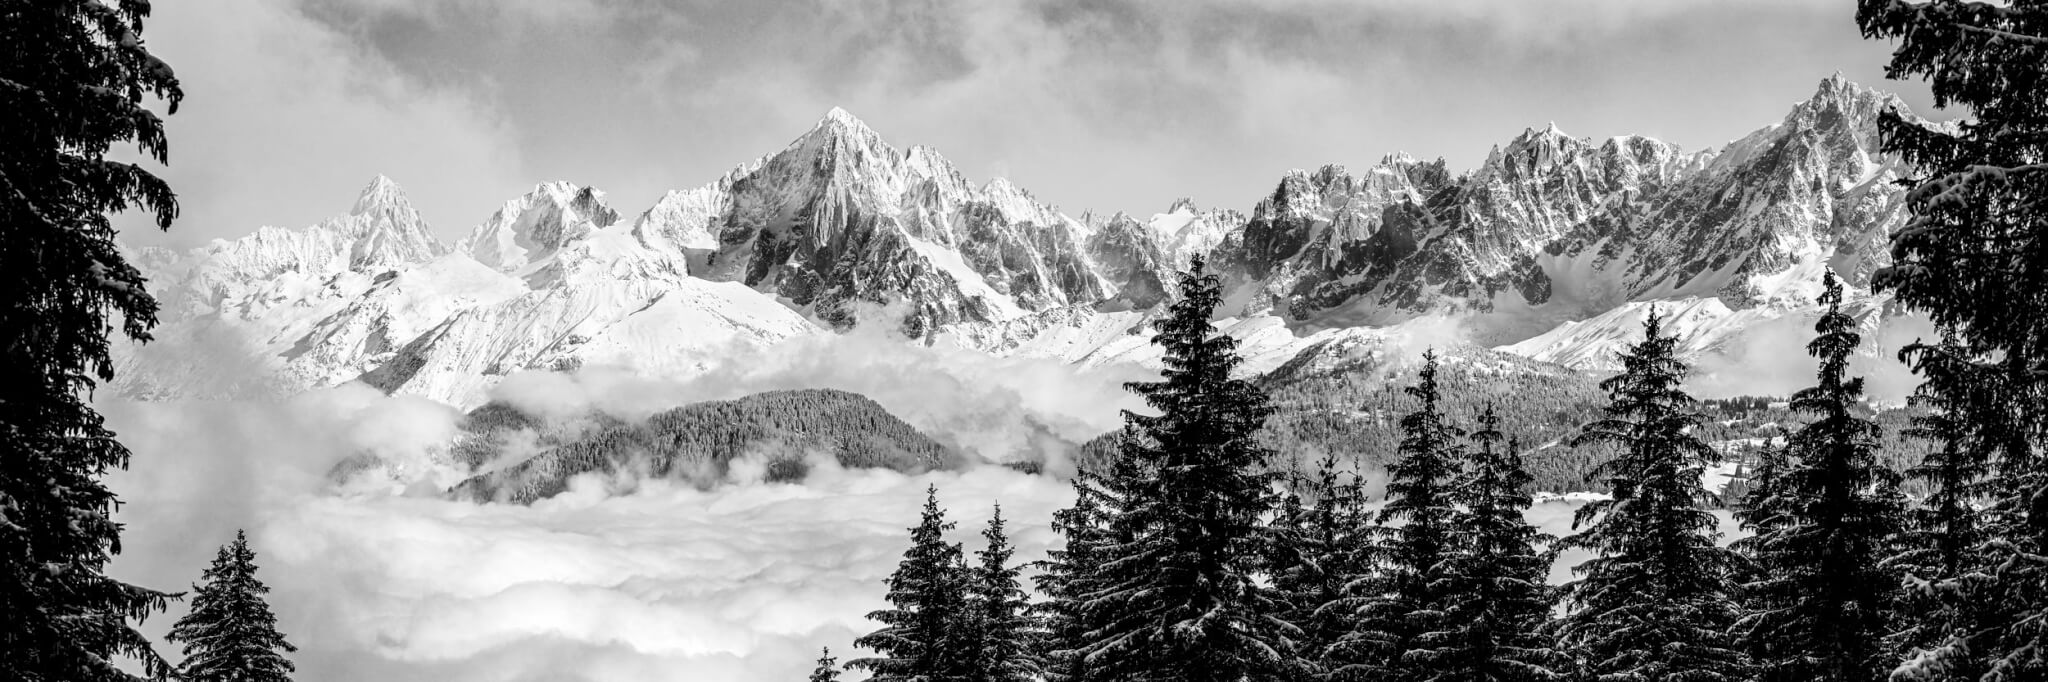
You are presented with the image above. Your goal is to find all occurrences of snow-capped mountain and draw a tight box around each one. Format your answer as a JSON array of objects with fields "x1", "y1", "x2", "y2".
[{"x1": 115, "y1": 74, "x2": 1926, "y2": 406}]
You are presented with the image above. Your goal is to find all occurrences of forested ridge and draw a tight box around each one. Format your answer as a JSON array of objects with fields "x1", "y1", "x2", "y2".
[{"x1": 447, "y1": 388, "x2": 952, "y2": 503}]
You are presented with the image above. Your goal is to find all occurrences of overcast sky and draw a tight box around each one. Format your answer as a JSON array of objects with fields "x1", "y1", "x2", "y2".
[{"x1": 117, "y1": 0, "x2": 1943, "y2": 249}]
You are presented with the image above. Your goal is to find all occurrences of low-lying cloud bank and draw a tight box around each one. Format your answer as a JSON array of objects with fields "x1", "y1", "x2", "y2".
[
  {"x1": 93, "y1": 312, "x2": 1769, "y2": 681},
  {"x1": 98, "y1": 323, "x2": 1147, "y2": 681},
  {"x1": 103, "y1": 385, "x2": 1075, "y2": 682}
]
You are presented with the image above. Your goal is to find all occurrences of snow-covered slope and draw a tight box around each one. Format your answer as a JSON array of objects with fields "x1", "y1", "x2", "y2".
[
  {"x1": 116, "y1": 178, "x2": 818, "y2": 407},
  {"x1": 115, "y1": 75, "x2": 1931, "y2": 405}
]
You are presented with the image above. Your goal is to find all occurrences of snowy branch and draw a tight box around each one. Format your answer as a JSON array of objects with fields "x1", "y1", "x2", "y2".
[{"x1": 1953, "y1": 22, "x2": 2048, "y2": 46}]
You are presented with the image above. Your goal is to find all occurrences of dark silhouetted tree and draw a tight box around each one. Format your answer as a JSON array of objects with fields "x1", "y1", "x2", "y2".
[
  {"x1": 1732, "y1": 272, "x2": 1905, "y2": 682},
  {"x1": 166, "y1": 530, "x2": 297, "y2": 682},
  {"x1": 1266, "y1": 451, "x2": 1370, "y2": 676},
  {"x1": 965, "y1": 505, "x2": 1039, "y2": 682},
  {"x1": 1330, "y1": 350, "x2": 1464, "y2": 681},
  {"x1": 810, "y1": 647, "x2": 842, "y2": 682},
  {"x1": 851, "y1": 485, "x2": 970, "y2": 682},
  {"x1": 1, "y1": 2, "x2": 185, "y2": 679},
  {"x1": 1032, "y1": 469, "x2": 1112, "y2": 682},
  {"x1": 1553, "y1": 312, "x2": 1748, "y2": 682},
  {"x1": 1081, "y1": 255, "x2": 1302, "y2": 682},
  {"x1": 1426, "y1": 411, "x2": 1564, "y2": 682},
  {"x1": 1859, "y1": 3, "x2": 2048, "y2": 678}
]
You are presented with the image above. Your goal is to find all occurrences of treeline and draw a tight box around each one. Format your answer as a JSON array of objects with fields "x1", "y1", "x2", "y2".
[{"x1": 834, "y1": 245, "x2": 2044, "y2": 681}]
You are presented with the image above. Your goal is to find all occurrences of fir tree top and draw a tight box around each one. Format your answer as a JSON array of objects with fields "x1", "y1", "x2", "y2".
[
  {"x1": 810, "y1": 647, "x2": 841, "y2": 682},
  {"x1": 167, "y1": 530, "x2": 297, "y2": 682}
]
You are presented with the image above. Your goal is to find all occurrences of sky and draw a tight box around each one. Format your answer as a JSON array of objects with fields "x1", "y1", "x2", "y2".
[{"x1": 115, "y1": 0, "x2": 1944, "y2": 250}]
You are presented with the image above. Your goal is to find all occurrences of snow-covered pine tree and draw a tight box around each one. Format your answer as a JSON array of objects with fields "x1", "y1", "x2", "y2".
[
  {"x1": 1421, "y1": 407, "x2": 1563, "y2": 682},
  {"x1": 1731, "y1": 271, "x2": 1905, "y2": 682},
  {"x1": 1858, "y1": 3, "x2": 2048, "y2": 679},
  {"x1": 1729, "y1": 432, "x2": 1796, "y2": 672},
  {"x1": 1081, "y1": 255, "x2": 1302, "y2": 682},
  {"x1": 1, "y1": 3, "x2": 184, "y2": 680},
  {"x1": 965, "y1": 505, "x2": 1040, "y2": 682},
  {"x1": 1329, "y1": 350, "x2": 1464, "y2": 682},
  {"x1": 810, "y1": 647, "x2": 842, "y2": 682},
  {"x1": 851, "y1": 485, "x2": 971, "y2": 682},
  {"x1": 1881, "y1": 334, "x2": 1993, "y2": 678},
  {"x1": 1553, "y1": 311, "x2": 1748, "y2": 682},
  {"x1": 1266, "y1": 451, "x2": 1372, "y2": 675},
  {"x1": 166, "y1": 531, "x2": 298, "y2": 682},
  {"x1": 1032, "y1": 469, "x2": 1113, "y2": 682}
]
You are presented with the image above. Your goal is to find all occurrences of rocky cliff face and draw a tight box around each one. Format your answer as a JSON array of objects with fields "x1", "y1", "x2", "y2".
[
  {"x1": 114, "y1": 74, "x2": 1925, "y2": 404},
  {"x1": 1206, "y1": 74, "x2": 1912, "y2": 347}
]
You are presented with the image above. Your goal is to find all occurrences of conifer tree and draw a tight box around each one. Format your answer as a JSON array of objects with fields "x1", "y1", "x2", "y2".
[
  {"x1": 1032, "y1": 470, "x2": 1112, "y2": 682},
  {"x1": 1423, "y1": 409, "x2": 1563, "y2": 682},
  {"x1": 1881, "y1": 335, "x2": 1992, "y2": 677},
  {"x1": 1081, "y1": 255, "x2": 1302, "y2": 682},
  {"x1": 965, "y1": 505, "x2": 1039, "y2": 682},
  {"x1": 1330, "y1": 350, "x2": 1465, "y2": 681},
  {"x1": 810, "y1": 647, "x2": 842, "y2": 682},
  {"x1": 166, "y1": 530, "x2": 298, "y2": 682},
  {"x1": 1553, "y1": 311, "x2": 1747, "y2": 682},
  {"x1": 1266, "y1": 451, "x2": 1371, "y2": 674},
  {"x1": 1731, "y1": 272, "x2": 1904, "y2": 682},
  {"x1": 852, "y1": 485, "x2": 971, "y2": 682},
  {"x1": 1858, "y1": 4, "x2": 2048, "y2": 678},
  {"x1": 1, "y1": 3, "x2": 184, "y2": 679}
]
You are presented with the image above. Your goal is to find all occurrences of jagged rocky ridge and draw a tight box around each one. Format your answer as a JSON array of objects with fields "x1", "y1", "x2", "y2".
[{"x1": 116, "y1": 74, "x2": 1923, "y2": 408}]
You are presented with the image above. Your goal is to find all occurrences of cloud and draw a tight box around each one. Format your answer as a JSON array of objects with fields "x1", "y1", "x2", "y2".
[
  {"x1": 1686, "y1": 308, "x2": 1932, "y2": 404},
  {"x1": 115, "y1": 0, "x2": 532, "y2": 249},
  {"x1": 98, "y1": 331, "x2": 1763, "y2": 682},
  {"x1": 170, "y1": 0, "x2": 1935, "y2": 236},
  {"x1": 473, "y1": 314, "x2": 1149, "y2": 477},
  {"x1": 98, "y1": 381, "x2": 1680, "y2": 682},
  {"x1": 101, "y1": 383, "x2": 1072, "y2": 682}
]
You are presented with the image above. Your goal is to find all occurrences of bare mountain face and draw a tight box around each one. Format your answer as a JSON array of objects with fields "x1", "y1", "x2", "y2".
[{"x1": 114, "y1": 74, "x2": 1923, "y2": 408}]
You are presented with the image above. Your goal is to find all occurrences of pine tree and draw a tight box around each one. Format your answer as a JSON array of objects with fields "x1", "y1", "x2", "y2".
[
  {"x1": 1, "y1": 2, "x2": 184, "y2": 680},
  {"x1": 851, "y1": 485, "x2": 971, "y2": 682},
  {"x1": 1880, "y1": 335, "x2": 1991, "y2": 679},
  {"x1": 1081, "y1": 255, "x2": 1302, "y2": 682},
  {"x1": 1424, "y1": 409, "x2": 1564, "y2": 682},
  {"x1": 1330, "y1": 350, "x2": 1465, "y2": 681},
  {"x1": 166, "y1": 530, "x2": 298, "y2": 682},
  {"x1": 1553, "y1": 311, "x2": 1748, "y2": 682},
  {"x1": 1884, "y1": 337, "x2": 2025, "y2": 681},
  {"x1": 811, "y1": 647, "x2": 842, "y2": 682},
  {"x1": 1731, "y1": 272, "x2": 1905, "y2": 682},
  {"x1": 965, "y1": 505, "x2": 1039, "y2": 682},
  {"x1": 1858, "y1": 4, "x2": 2048, "y2": 679},
  {"x1": 1266, "y1": 451, "x2": 1371, "y2": 675},
  {"x1": 1032, "y1": 469, "x2": 1113, "y2": 682}
]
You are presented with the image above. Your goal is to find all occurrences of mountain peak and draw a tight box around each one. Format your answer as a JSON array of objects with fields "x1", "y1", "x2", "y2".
[
  {"x1": 818, "y1": 106, "x2": 870, "y2": 131},
  {"x1": 351, "y1": 174, "x2": 410, "y2": 216}
]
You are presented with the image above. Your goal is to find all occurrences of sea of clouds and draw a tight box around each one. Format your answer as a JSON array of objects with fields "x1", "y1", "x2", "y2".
[{"x1": 93, "y1": 317, "x2": 1767, "y2": 681}]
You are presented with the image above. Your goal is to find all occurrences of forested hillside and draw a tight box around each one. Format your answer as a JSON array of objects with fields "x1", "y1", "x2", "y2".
[{"x1": 448, "y1": 389, "x2": 951, "y2": 503}]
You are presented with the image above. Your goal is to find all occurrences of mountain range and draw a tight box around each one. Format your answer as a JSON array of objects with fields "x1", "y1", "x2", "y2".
[{"x1": 114, "y1": 73, "x2": 1926, "y2": 410}]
